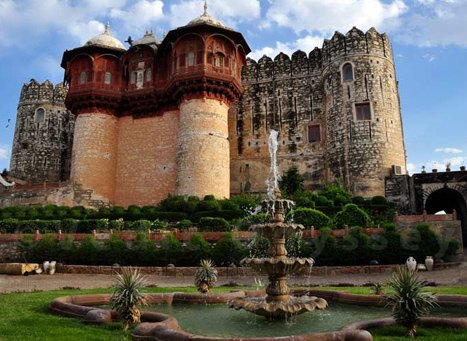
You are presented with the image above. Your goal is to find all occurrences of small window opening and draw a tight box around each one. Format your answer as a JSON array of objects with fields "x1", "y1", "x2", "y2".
[
  {"x1": 308, "y1": 125, "x2": 321, "y2": 143},
  {"x1": 343, "y1": 63, "x2": 353, "y2": 81},
  {"x1": 35, "y1": 108, "x2": 45, "y2": 123},
  {"x1": 355, "y1": 103, "x2": 372, "y2": 121},
  {"x1": 146, "y1": 68, "x2": 152, "y2": 81},
  {"x1": 104, "y1": 72, "x2": 111, "y2": 85},
  {"x1": 188, "y1": 52, "x2": 195, "y2": 66},
  {"x1": 79, "y1": 71, "x2": 86, "y2": 84}
]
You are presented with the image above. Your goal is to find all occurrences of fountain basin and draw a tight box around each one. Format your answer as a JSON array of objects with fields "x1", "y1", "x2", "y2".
[
  {"x1": 49, "y1": 290, "x2": 467, "y2": 340},
  {"x1": 242, "y1": 257, "x2": 314, "y2": 276}
]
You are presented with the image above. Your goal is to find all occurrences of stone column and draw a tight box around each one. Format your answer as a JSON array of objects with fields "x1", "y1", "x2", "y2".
[
  {"x1": 70, "y1": 112, "x2": 118, "y2": 202},
  {"x1": 176, "y1": 98, "x2": 230, "y2": 199}
]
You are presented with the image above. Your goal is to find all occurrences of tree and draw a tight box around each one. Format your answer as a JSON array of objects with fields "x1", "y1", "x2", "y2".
[{"x1": 279, "y1": 166, "x2": 304, "y2": 197}]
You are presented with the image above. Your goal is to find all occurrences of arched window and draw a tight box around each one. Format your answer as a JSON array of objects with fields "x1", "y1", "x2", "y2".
[
  {"x1": 342, "y1": 63, "x2": 353, "y2": 81},
  {"x1": 214, "y1": 54, "x2": 224, "y2": 68},
  {"x1": 104, "y1": 72, "x2": 111, "y2": 85},
  {"x1": 188, "y1": 52, "x2": 195, "y2": 66},
  {"x1": 130, "y1": 72, "x2": 136, "y2": 84},
  {"x1": 79, "y1": 71, "x2": 87, "y2": 84},
  {"x1": 145, "y1": 68, "x2": 152, "y2": 81},
  {"x1": 35, "y1": 108, "x2": 45, "y2": 123}
]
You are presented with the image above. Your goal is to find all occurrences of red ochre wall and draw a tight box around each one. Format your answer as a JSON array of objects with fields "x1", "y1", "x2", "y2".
[{"x1": 114, "y1": 111, "x2": 180, "y2": 207}]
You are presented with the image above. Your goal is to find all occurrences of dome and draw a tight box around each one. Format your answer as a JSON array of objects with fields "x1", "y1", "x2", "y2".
[
  {"x1": 84, "y1": 23, "x2": 126, "y2": 50},
  {"x1": 132, "y1": 31, "x2": 159, "y2": 49},
  {"x1": 186, "y1": 1, "x2": 225, "y2": 28}
]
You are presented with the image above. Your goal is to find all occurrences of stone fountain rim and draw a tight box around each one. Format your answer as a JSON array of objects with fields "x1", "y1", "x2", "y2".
[{"x1": 49, "y1": 290, "x2": 467, "y2": 341}]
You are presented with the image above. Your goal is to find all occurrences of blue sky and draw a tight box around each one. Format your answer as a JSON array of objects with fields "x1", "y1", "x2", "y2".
[{"x1": 0, "y1": 0, "x2": 466, "y2": 174}]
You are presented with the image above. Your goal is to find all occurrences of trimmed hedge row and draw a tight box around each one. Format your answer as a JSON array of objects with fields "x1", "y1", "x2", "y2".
[{"x1": 16, "y1": 224, "x2": 460, "y2": 267}]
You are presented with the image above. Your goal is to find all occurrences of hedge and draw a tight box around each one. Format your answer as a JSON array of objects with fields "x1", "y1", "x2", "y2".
[{"x1": 290, "y1": 208, "x2": 331, "y2": 229}]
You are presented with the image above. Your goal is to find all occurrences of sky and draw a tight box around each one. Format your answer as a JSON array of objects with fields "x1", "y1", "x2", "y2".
[{"x1": 0, "y1": 0, "x2": 466, "y2": 175}]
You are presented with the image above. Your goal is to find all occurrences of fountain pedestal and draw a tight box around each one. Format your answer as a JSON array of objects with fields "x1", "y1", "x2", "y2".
[{"x1": 230, "y1": 190, "x2": 328, "y2": 319}]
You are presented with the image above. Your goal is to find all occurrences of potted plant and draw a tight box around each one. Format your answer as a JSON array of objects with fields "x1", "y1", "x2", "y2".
[{"x1": 195, "y1": 259, "x2": 218, "y2": 293}]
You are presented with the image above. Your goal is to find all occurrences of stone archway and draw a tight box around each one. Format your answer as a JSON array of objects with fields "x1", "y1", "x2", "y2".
[{"x1": 425, "y1": 187, "x2": 467, "y2": 245}]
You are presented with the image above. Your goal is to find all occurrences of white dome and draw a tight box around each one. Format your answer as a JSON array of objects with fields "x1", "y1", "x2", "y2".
[
  {"x1": 84, "y1": 23, "x2": 125, "y2": 50},
  {"x1": 187, "y1": 1, "x2": 225, "y2": 28}
]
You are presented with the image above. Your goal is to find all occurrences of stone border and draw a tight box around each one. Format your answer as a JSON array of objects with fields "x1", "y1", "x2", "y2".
[{"x1": 49, "y1": 290, "x2": 467, "y2": 341}]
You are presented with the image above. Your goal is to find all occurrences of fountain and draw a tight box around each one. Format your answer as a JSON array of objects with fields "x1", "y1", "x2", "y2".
[{"x1": 229, "y1": 130, "x2": 328, "y2": 319}]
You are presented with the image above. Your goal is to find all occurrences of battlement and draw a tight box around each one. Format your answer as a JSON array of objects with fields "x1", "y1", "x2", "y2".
[
  {"x1": 19, "y1": 79, "x2": 68, "y2": 105},
  {"x1": 242, "y1": 27, "x2": 392, "y2": 83}
]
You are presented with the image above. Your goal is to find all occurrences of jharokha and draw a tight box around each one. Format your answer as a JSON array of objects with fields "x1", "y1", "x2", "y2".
[{"x1": 2, "y1": 4, "x2": 407, "y2": 208}]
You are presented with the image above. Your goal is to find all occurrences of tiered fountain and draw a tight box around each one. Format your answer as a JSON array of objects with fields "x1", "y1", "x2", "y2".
[{"x1": 230, "y1": 130, "x2": 328, "y2": 319}]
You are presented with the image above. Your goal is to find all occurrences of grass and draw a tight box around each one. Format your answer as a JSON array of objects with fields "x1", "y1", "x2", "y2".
[
  {"x1": 372, "y1": 325, "x2": 467, "y2": 340},
  {"x1": 0, "y1": 285, "x2": 466, "y2": 340}
]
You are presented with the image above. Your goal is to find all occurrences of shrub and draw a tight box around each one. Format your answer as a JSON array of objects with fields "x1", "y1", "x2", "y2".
[
  {"x1": 351, "y1": 196, "x2": 366, "y2": 206},
  {"x1": 0, "y1": 218, "x2": 19, "y2": 233},
  {"x1": 315, "y1": 195, "x2": 332, "y2": 207},
  {"x1": 175, "y1": 219, "x2": 193, "y2": 229},
  {"x1": 131, "y1": 232, "x2": 156, "y2": 266},
  {"x1": 126, "y1": 205, "x2": 142, "y2": 221},
  {"x1": 235, "y1": 213, "x2": 270, "y2": 231},
  {"x1": 109, "y1": 219, "x2": 124, "y2": 231},
  {"x1": 229, "y1": 194, "x2": 262, "y2": 212},
  {"x1": 198, "y1": 217, "x2": 231, "y2": 232},
  {"x1": 291, "y1": 208, "x2": 331, "y2": 229},
  {"x1": 130, "y1": 220, "x2": 152, "y2": 232},
  {"x1": 182, "y1": 233, "x2": 211, "y2": 266},
  {"x1": 279, "y1": 166, "x2": 304, "y2": 197},
  {"x1": 111, "y1": 267, "x2": 148, "y2": 330},
  {"x1": 196, "y1": 197, "x2": 221, "y2": 212},
  {"x1": 212, "y1": 232, "x2": 247, "y2": 266},
  {"x1": 320, "y1": 183, "x2": 352, "y2": 204},
  {"x1": 333, "y1": 204, "x2": 371, "y2": 228},
  {"x1": 247, "y1": 236, "x2": 270, "y2": 258},
  {"x1": 76, "y1": 236, "x2": 100, "y2": 265},
  {"x1": 61, "y1": 218, "x2": 78, "y2": 233},
  {"x1": 194, "y1": 259, "x2": 218, "y2": 293},
  {"x1": 371, "y1": 196, "x2": 388, "y2": 206},
  {"x1": 103, "y1": 233, "x2": 128, "y2": 265},
  {"x1": 76, "y1": 219, "x2": 109, "y2": 233},
  {"x1": 159, "y1": 234, "x2": 182, "y2": 265},
  {"x1": 152, "y1": 219, "x2": 169, "y2": 230},
  {"x1": 285, "y1": 235, "x2": 307, "y2": 257},
  {"x1": 153, "y1": 212, "x2": 188, "y2": 222},
  {"x1": 293, "y1": 191, "x2": 316, "y2": 208},
  {"x1": 386, "y1": 266, "x2": 438, "y2": 338}
]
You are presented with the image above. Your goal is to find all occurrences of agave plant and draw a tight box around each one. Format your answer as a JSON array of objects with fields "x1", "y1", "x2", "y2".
[
  {"x1": 195, "y1": 259, "x2": 218, "y2": 293},
  {"x1": 111, "y1": 267, "x2": 148, "y2": 330},
  {"x1": 385, "y1": 266, "x2": 438, "y2": 338}
]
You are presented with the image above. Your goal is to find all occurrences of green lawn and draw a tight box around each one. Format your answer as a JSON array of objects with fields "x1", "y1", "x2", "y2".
[
  {"x1": 0, "y1": 286, "x2": 466, "y2": 341},
  {"x1": 372, "y1": 325, "x2": 467, "y2": 341}
]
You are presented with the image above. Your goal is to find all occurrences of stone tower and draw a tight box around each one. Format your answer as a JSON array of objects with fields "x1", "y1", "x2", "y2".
[
  {"x1": 229, "y1": 27, "x2": 406, "y2": 197},
  {"x1": 9, "y1": 79, "x2": 74, "y2": 183},
  {"x1": 322, "y1": 27, "x2": 406, "y2": 196},
  {"x1": 164, "y1": 5, "x2": 250, "y2": 199},
  {"x1": 62, "y1": 24, "x2": 126, "y2": 202}
]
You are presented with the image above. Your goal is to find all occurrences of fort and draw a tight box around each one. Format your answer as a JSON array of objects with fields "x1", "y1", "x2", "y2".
[{"x1": 0, "y1": 5, "x2": 410, "y2": 209}]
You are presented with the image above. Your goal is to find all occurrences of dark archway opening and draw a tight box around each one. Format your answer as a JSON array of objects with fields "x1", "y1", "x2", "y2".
[{"x1": 425, "y1": 188, "x2": 467, "y2": 246}]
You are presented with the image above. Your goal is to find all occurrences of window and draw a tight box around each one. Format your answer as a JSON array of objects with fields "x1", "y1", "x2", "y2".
[
  {"x1": 308, "y1": 125, "x2": 321, "y2": 143},
  {"x1": 214, "y1": 54, "x2": 223, "y2": 68},
  {"x1": 104, "y1": 72, "x2": 111, "y2": 85},
  {"x1": 79, "y1": 71, "x2": 87, "y2": 84},
  {"x1": 145, "y1": 68, "x2": 152, "y2": 81},
  {"x1": 35, "y1": 108, "x2": 45, "y2": 123},
  {"x1": 342, "y1": 63, "x2": 353, "y2": 81},
  {"x1": 197, "y1": 51, "x2": 204, "y2": 64},
  {"x1": 188, "y1": 52, "x2": 195, "y2": 66},
  {"x1": 355, "y1": 103, "x2": 371, "y2": 121},
  {"x1": 130, "y1": 72, "x2": 136, "y2": 84},
  {"x1": 179, "y1": 53, "x2": 186, "y2": 67}
]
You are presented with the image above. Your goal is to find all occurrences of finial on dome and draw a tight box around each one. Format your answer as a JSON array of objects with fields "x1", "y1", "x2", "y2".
[
  {"x1": 104, "y1": 22, "x2": 110, "y2": 34},
  {"x1": 203, "y1": 0, "x2": 208, "y2": 16}
]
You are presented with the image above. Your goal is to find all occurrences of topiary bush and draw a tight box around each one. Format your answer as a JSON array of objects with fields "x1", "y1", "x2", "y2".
[
  {"x1": 198, "y1": 217, "x2": 231, "y2": 232},
  {"x1": 0, "y1": 218, "x2": 19, "y2": 233},
  {"x1": 247, "y1": 236, "x2": 270, "y2": 258},
  {"x1": 129, "y1": 220, "x2": 152, "y2": 232},
  {"x1": 291, "y1": 208, "x2": 331, "y2": 229},
  {"x1": 333, "y1": 203, "x2": 371, "y2": 228},
  {"x1": 212, "y1": 232, "x2": 247, "y2": 266}
]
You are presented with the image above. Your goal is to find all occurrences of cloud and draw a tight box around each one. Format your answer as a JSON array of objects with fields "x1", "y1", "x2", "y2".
[
  {"x1": 434, "y1": 147, "x2": 463, "y2": 154},
  {"x1": 249, "y1": 34, "x2": 325, "y2": 60},
  {"x1": 406, "y1": 162, "x2": 417, "y2": 174},
  {"x1": 166, "y1": 0, "x2": 260, "y2": 29},
  {"x1": 110, "y1": 1, "x2": 164, "y2": 32},
  {"x1": 397, "y1": 0, "x2": 467, "y2": 47},
  {"x1": 0, "y1": 145, "x2": 10, "y2": 161},
  {"x1": 264, "y1": 0, "x2": 407, "y2": 35}
]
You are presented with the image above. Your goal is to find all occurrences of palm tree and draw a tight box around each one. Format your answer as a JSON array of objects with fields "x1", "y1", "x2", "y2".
[
  {"x1": 111, "y1": 267, "x2": 148, "y2": 330},
  {"x1": 386, "y1": 266, "x2": 438, "y2": 338},
  {"x1": 195, "y1": 259, "x2": 218, "y2": 293}
]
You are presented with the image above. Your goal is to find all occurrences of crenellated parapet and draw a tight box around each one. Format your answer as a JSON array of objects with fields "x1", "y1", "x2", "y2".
[{"x1": 19, "y1": 79, "x2": 68, "y2": 105}]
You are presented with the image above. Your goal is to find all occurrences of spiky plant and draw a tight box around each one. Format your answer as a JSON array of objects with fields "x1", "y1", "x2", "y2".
[
  {"x1": 111, "y1": 267, "x2": 148, "y2": 330},
  {"x1": 195, "y1": 259, "x2": 218, "y2": 293},
  {"x1": 372, "y1": 282, "x2": 383, "y2": 295},
  {"x1": 385, "y1": 266, "x2": 438, "y2": 338}
]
